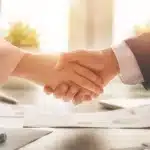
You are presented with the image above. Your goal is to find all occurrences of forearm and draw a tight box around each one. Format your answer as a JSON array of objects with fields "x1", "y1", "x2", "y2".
[
  {"x1": 0, "y1": 39, "x2": 24, "y2": 84},
  {"x1": 12, "y1": 52, "x2": 59, "y2": 85}
]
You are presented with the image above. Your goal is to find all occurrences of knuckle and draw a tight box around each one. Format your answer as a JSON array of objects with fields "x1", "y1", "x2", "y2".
[
  {"x1": 88, "y1": 72, "x2": 97, "y2": 81},
  {"x1": 80, "y1": 89, "x2": 92, "y2": 95},
  {"x1": 59, "y1": 84, "x2": 68, "y2": 92},
  {"x1": 70, "y1": 86, "x2": 78, "y2": 93},
  {"x1": 81, "y1": 79, "x2": 90, "y2": 87}
]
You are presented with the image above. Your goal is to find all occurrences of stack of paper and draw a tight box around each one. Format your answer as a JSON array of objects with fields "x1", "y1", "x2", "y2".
[
  {"x1": 1, "y1": 103, "x2": 150, "y2": 128},
  {"x1": 0, "y1": 104, "x2": 35, "y2": 128},
  {"x1": 0, "y1": 104, "x2": 24, "y2": 128},
  {"x1": 24, "y1": 105, "x2": 150, "y2": 128},
  {"x1": 99, "y1": 98, "x2": 150, "y2": 109}
]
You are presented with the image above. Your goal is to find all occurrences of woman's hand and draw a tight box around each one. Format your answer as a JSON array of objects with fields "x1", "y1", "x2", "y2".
[
  {"x1": 44, "y1": 83, "x2": 100, "y2": 105},
  {"x1": 14, "y1": 53, "x2": 103, "y2": 96}
]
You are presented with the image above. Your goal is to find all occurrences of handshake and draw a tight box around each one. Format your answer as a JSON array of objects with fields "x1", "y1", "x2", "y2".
[
  {"x1": 44, "y1": 48, "x2": 119, "y2": 104},
  {"x1": 14, "y1": 48, "x2": 119, "y2": 105}
]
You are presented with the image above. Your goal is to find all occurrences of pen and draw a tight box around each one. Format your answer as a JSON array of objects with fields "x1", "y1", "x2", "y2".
[
  {"x1": 142, "y1": 143, "x2": 150, "y2": 150},
  {"x1": 0, "y1": 95, "x2": 18, "y2": 105},
  {"x1": 111, "y1": 143, "x2": 150, "y2": 150},
  {"x1": 111, "y1": 147, "x2": 142, "y2": 150},
  {"x1": 0, "y1": 133, "x2": 7, "y2": 144}
]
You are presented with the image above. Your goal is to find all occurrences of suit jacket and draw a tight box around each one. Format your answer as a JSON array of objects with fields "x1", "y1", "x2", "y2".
[{"x1": 125, "y1": 33, "x2": 150, "y2": 89}]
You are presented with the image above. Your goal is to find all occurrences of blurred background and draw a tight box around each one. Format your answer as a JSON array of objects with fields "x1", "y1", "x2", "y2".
[
  {"x1": 2, "y1": 0, "x2": 150, "y2": 51},
  {"x1": 0, "y1": 0, "x2": 150, "y2": 112}
]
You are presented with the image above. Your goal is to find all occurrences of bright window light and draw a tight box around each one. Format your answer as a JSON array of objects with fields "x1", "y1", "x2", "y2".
[
  {"x1": 113, "y1": 0, "x2": 150, "y2": 44},
  {"x1": 1, "y1": 0, "x2": 69, "y2": 52}
]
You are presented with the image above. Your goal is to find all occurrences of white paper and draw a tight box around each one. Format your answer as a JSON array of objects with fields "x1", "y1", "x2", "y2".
[
  {"x1": 0, "y1": 104, "x2": 35, "y2": 128},
  {"x1": 24, "y1": 105, "x2": 150, "y2": 128},
  {"x1": 0, "y1": 117, "x2": 24, "y2": 128},
  {"x1": 100, "y1": 98, "x2": 150, "y2": 108},
  {"x1": 0, "y1": 104, "x2": 26, "y2": 117}
]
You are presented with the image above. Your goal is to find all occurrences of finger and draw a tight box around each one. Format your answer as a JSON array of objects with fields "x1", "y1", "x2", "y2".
[
  {"x1": 73, "y1": 64, "x2": 102, "y2": 86},
  {"x1": 55, "y1": 51, "x2": 79, "y2": 70},
  {"x1": 73, "y1": 88, "x2": 92, "y2": 104},
  {"x1": 83, "y1": 95, "x2": 92, "y2": 101},
  {"x1": 74, "y1": 88, "x2": 101, "y2": 103},
  {"x1": 92, "y1": 93, "x2": 99, "y2": 98},
  {"x1": 63, "y1": 85, "x2": 79, "y2": 102},
  {"x1": 53, "y1": 83, "x2": 69, "y2": 99},
  {"x1": 44, "y1": 85, "x2": 53, "y2": 95},
  {"x1": 55, "y1": 50, "x2": 104, "y2": 71},
  {"x1": 69, "y1": 73, "x2": 102, "y2": 94},
  {"x1": 73, "y1": 92, "x2": 84, "y2": 105}
]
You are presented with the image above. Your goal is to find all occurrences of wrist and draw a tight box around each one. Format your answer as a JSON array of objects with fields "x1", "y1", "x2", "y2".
[
  {"x1": 12, "y1": 52, "x2": 35, "y2": 78},
  {"x1": 12, "y1": 52, "x2": 59, "y2": 85},
  {"x1": 110, "y1": 48, "x2": 120, "y2": 74},
  {"x1": 103, "y1": 48, "x2": 120, "y2": 76}
]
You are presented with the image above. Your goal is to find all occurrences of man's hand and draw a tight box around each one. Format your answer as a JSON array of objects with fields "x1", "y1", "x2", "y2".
[
  {"x1": 45, "y1": 48, "x2": 120, "y2": 103},
  {"x1": 56, "y1": 50, "x2": 104, "y2": 71},
  {"x1": 56, "y1": 49, "x2": 119, "y2": 86}
]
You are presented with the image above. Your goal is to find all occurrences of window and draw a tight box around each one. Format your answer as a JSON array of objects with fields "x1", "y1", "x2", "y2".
[
  {"x1": 1, "y1": 0, "x2": 69, "y2": 52},
  {"x1": 113, "y1": 0, "x2": 150, "y2": 44}
]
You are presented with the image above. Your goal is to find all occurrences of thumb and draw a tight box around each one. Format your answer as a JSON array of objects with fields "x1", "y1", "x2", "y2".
[
  {"x1": 44, "y1": 85, "x2": 53, "y2": 95},
  {"x1": 55, "y1": 50, "x2": 105, "y2": 71},
  {"x1": 55, "y1": 51, "x2": 81, "y2": 70}
]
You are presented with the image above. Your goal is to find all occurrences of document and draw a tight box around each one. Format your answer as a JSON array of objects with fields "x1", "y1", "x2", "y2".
[
  {"x1": 0, "y1": 103, "x2": 28, "y2": 117},
  {"x1": 100, "y1": 98, "x2": 150, "y2": 109},
  {"x1": 0, "y1": 104, "x2": 36, "y2": 128},
  {"x1": 24, "y1": 105, "x2": 150, "y2": 128}
]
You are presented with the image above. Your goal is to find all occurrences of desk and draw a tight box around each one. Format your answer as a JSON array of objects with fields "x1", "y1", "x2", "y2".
[
  {"x1": 0, "y1": 78, "x2": 150, "y2": 149},
  {"x1": 20, "y1": 129, "x2": 150, "y2": 150}
]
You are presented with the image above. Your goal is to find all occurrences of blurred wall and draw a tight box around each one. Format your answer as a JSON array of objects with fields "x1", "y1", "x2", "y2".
[{"x1": 69, "y1": 0, "x2": 113, "y2": 50}]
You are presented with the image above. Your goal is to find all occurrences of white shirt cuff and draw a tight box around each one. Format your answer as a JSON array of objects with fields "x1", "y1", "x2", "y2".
[{"x1": 112, "y1": 42, "x2": 144, "y2": 84}]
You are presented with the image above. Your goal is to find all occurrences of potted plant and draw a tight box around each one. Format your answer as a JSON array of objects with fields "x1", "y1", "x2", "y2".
[
  {"x1": 134, "y1": 23, "x2": 150, "y2": 36},
  {"x1": 2, "y1": 22, "x2": 40, "y2": 89}
]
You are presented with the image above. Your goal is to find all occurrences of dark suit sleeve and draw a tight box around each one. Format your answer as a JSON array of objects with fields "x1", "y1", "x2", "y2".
[{"x1": 125, "y1": 33, "x2": 150, "y2": 89}]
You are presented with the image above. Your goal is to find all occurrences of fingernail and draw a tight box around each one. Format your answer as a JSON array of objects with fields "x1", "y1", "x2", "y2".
[
  {"x1": 46, "y1": 92, "x2": 52, "y2": 95},
  {"x1": 73, "y1": 100, "x2": 81, "y2": 105},
  {"x1": 63, "y1": 97, "x2": 70, "y2": 102},
  {"x1": 95, "y1": 87, "x2": 102, "y2": 94},
  {"x1": 44, "y1": 90, "x2": 52, "y2": 95},
  {"x1": 84, "y1": 95, "x2": 90, "y2": 101},
  {"x1": 92, "y1": 93, "x2": 98, "y2": 98},
  {"x1": 87, "y1": 97, "x2": 92, "y2": 101},
  {"x1": 100, "y1": 88, "x2": 104, "y2": 93}
]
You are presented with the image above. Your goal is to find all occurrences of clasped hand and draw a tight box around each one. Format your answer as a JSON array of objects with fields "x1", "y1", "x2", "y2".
[{"x1": 44, "y1": 49, "x2": 119, "y2": 104}]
